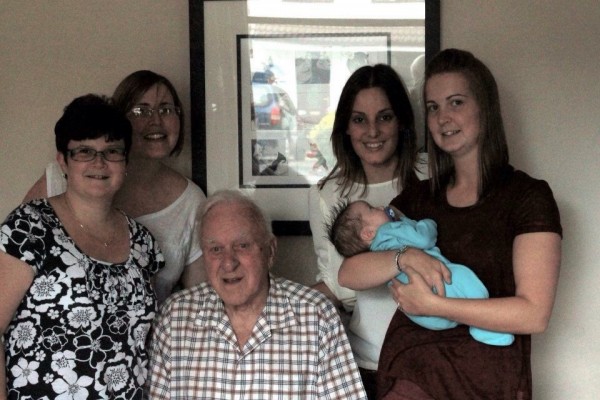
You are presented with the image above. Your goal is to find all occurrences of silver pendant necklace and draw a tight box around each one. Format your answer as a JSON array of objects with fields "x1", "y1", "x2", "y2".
[{"x1": 64, "y1": 195, "x2": 116, "y2": 247}]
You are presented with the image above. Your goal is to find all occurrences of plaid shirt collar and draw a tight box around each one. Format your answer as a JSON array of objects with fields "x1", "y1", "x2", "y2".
[{"x1": 194, "y1": 275, "x2": 298, "y2": 352}]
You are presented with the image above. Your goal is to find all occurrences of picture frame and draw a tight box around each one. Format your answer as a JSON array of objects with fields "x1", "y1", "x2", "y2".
[
  {"x1": 189, "y1": 0, "x2": 440, "y2": 235},
  {"x1": 238, "y1": 33, "x2": 392, "y2": 189}
]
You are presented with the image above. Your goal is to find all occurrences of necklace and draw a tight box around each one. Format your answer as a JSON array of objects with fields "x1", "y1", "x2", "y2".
[{"x1": 64, "y1": 195, "x2": 116, "y2": 247}]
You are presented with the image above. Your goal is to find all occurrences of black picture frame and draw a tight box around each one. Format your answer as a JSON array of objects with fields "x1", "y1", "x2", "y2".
[{"x1": 189, "y1": 0, "x2": 440, "y2": 236}]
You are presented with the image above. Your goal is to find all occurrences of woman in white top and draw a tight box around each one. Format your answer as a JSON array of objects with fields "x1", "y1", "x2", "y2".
[
  {"x1": 309, "y1": 64, "x2": 423, "y2": 399},
  {"x1": 24, "y1": 71, "x2": 206, "y2": 306}
]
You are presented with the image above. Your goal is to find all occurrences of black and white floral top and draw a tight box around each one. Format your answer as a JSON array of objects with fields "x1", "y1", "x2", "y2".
[{"x1": 1, "y1": 199, "x2": 164, "y2": 400}]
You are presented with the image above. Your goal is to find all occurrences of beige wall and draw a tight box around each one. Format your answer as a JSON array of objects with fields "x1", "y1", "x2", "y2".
[{"x1": 1, "y1": 1, "x2": 599, "y2": 398}]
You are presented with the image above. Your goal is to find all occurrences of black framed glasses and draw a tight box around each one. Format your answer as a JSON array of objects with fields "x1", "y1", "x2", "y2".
[
  {"x1": 68, "y1": 147, "x2": 127, "y2": 162},
  {"x1": 129, "y1": 105, "x2": 181, "y2": 119}
]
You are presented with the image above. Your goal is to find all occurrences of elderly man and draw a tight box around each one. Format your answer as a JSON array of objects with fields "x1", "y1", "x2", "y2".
[{"x1": 147, "y1": 190, "x2": 367, "y2": 399}]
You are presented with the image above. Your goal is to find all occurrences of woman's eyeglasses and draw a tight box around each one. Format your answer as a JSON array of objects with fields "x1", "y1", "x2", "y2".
[
  {"x1": 68, "y1": 147, "x2": 127, "y2": 162},
  {"x1": 129, "y1": 105, "x2": 181, "y2": 119}
]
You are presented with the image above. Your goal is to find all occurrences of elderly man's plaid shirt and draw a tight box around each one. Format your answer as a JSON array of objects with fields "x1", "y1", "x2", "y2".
[{"x1": 147, "y1": 276, "x2": 367, "y2": 399}]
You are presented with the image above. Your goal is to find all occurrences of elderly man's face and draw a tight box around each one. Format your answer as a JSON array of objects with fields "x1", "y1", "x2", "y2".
[{"x1": 201, "y1": 201, "x2": 276, "y2": 313}]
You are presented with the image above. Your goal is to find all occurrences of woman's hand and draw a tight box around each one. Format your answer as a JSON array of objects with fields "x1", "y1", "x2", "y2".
[
  {"x1": 392, "y1": 232, "x2": 562, "y2": 334},
  {"x1": 390, "y1": 266, "x2": 443, "y2": 315},
  {"x1": 398, "y1": 248, "x2": 451, "y2": 297}
]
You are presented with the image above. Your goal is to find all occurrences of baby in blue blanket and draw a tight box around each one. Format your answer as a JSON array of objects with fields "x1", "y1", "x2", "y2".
[{"x1": 327, "y1": 200, "x2": 514, "y2": 346}]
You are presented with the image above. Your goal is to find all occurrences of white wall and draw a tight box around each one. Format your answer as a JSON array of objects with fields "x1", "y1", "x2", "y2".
[
  {"x1": 0, "y1": 0, "x2": 192, "y2": 199},
  {"x1": 1, "y1": 1, "x2": 598, "y2": 398}
]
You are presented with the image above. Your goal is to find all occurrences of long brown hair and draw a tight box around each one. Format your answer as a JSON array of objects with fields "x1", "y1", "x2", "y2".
[
  {"x1": 424, "y1": 49, "x2": 510, "y2": 198},
  {"x1": 318, "y1": 64, "x2": 417, "y2": 197}
]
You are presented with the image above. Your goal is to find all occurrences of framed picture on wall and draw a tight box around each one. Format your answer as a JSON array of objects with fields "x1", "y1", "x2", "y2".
[
  {"x1": 238, "y1": 33, "x2": 391, "y2": 188},
  {"x1": 189, "y1": 0, "x2": 440, "y2": 235}
]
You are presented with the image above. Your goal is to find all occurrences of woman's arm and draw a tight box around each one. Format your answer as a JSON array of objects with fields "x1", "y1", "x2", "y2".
[
  {"x1": 0, "y1": 251, "x2": 35, "y2": 399},
  {"x1": 392, "y1": 232, "x2": 561, "y2": 334},
  {"x1": 22, "y1": 173, "x2": 48, "y2": 202},
  {"x1": 24, "y1": 160, "x2": 68, "y2": 203},
  {"x1": 0, "y1": 343, "x2": 7, "y2": 400},
  {"x1": 339, "y1": 247, "x2": 451, "y2": 296},
  {"x1": 308, "y1": 186, "x2": 356, "y2": 306},
  {"x1": 338, "y1": 251, "x2": 399, "y2": 289}
]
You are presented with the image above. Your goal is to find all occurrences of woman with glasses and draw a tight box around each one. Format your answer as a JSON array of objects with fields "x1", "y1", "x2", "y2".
[
  {"x1": 24, "y1": 71, "x2": 207, "y2": 305},
  {"x1": 1, "y1": 94, "x2": 164, "y2": 399}
]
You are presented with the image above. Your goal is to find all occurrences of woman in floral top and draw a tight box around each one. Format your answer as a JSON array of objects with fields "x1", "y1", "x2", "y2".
[{"x1": 0, "y1": 94, "x2": 164, "y2": 399}]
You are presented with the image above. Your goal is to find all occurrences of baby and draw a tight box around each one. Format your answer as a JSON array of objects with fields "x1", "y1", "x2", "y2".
[{"x1": 328, "y1": 200, "x2": 514, "y2": 346}]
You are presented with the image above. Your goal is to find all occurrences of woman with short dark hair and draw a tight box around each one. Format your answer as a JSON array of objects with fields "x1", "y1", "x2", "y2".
[
  {"x1": 24, "y1": 71, "x2": 207, "y2": 306},
  {"x1": 1, "y1": 94, "x2": 164, "y2": 399}
]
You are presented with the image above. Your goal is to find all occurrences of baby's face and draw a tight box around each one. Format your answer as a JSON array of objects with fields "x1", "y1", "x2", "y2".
[{"x1": 353, "y1": 201, "x2": 390, "y2": 230}]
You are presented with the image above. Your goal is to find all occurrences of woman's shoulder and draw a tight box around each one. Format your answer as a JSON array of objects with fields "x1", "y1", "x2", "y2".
[
  {"x1": 5, "y1": 199, "x2": 51, "y2": 222},
  {"x1": 164, "y1": 178, "x2": 205, "y2": 218},
  {"x1": 45, "y1": 160, "x2": 67, "y2": 197},
  {"x1": 398, "y1": 175, "x2": 430, "y2": 196},
  {"x1": 181, "y1": 178, "x2": 207, "y2": 202},
  {"x1": 391, "y1": 177, "x2": 431, "y2": 211},
  {"x1": 1, "y1": 200, "x2": 56, "y2": 263},
  {"x1": 498, "y1": 167, "x2": 556, "y2": 200},
  {"x1": 160, "y1": 165, "x2": 190, "y2": 193},
  {"x1": 312, "y1": 177, "x2": 340, "y2": 193},
  {"x1": 495, "y1": 167, "x2": 562, "y2": 234},
  {"x1": 310, "y1": 179, "x2": 349, "y2": 206},
  {"x1": 510, "y1": 168, "x2": 550, "y2": 186},
  {"x1": 160, "y1": 167, "x2": 207, "y2": 202},
  {"x1": 125, "y1": 213, "x2": 163, "y2": 248},
  {"x1": 132, "y1": 167, "x2": 206, "y2": 217}
]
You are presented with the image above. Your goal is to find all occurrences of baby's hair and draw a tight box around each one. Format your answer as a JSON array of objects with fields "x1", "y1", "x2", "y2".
[{"x1": 326, "y1": 200, "x2": 371, "y2": 258}]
